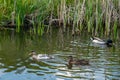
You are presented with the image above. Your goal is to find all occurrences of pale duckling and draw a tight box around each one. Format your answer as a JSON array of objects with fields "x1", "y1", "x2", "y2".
[
  {"x1": 91, "y1": 36, "x2": 113, "y2": 47},
  {"x1": 29, "y1": 51, "x2": 54, "y2": 61}
]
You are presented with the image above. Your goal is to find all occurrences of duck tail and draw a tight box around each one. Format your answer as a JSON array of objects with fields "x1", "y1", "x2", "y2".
[{"x1": 90, "y1": 36, "x2": 94, "y2": 41}]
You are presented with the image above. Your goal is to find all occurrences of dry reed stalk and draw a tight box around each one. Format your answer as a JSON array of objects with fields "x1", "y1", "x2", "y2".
[
  {"x1": 63, "y1": 0, "x2": 66, "y2": 31},
  {"x1": 72, "y1": 0, "x2": 77, "y2": 35},
  {"x1": 108, "y1": 0, "x2": 113, "y2": 36},
  {"x1": 59, "y1": 0, "x2": 66, "y2": 32},
  {"x1": 66, "y1": 6, "x2": 70, "y2": 25},
  {"x1": 105, "y1": 0, "x2": 111, "y2": 36},
  {"x1": 78, "y1": 0, "x2": 85, "y2": 31},
  {"x1": 47, "y1": 12, "x2": 53, "y2": 33},
  {"x1": 95, "y1": 0, "x2": 98, "y2": 35},
  {"x1": 11, "y1": 11, "x2": 15, "y2": 26}
]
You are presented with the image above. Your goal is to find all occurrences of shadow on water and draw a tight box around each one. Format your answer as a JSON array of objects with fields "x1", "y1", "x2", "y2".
[{"x1": 0, "y1": 29, "x2": 120, "y2": 80}]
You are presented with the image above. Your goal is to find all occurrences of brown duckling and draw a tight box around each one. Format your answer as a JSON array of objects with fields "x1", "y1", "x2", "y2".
[{"x1": 66, "y1": 56, "x2": 89, "y2": 69}]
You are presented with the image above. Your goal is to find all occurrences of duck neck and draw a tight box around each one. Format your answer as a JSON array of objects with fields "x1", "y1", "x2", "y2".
[
  {"x1": 106, "y1": 42, "x2": 112, "y2": 47},
  {"x1": 67, "y1": 59, "x2": 73, "y2": 69},
  {"x1": 68, "y1": 58, "x2": 73, "y2": 64}
]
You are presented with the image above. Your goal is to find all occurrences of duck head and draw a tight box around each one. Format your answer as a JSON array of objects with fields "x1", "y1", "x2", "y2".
[
  {"x1": 106, "y1": 39, "x2": 113, "y2": 47},
  {"x1": 68, "y1": 56, "x2": 74, "y2": 64},
  {"x1": 29, "y1": 51, "x2": 36, "y2": 56},
  {"x1": 29, "y1": 51, "x2": 39, "y2": 61}
]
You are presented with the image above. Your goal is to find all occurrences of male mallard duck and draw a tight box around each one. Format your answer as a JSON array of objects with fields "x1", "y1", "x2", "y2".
[
  {"x1": 90, "y1": 36, "x2": 113, "y2": 47},
  {"x1": 66, "y1": 56, "x2": 89, "y2": 69},
  {"x1": 29, "y1": 51, "x2": 54, "y2": 61}
]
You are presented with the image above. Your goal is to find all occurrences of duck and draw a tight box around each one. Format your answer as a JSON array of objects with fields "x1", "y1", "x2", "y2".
[
  {"x1": 90, "y1": 36, "x2": 113, "y2": 47},
  {"x1": 29, "y1": 51, "x2": 54, "y2": 61},
  {"x1": 66, "y1": 56, "x2": 89, "y2": 69}
]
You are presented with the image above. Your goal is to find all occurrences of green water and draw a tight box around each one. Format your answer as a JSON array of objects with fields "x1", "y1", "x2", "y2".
[{"x1": 0, "y1": 29, "x2": 120, "y2": 80}]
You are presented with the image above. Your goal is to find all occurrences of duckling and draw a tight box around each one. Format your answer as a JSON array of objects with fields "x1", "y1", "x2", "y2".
[
  {"x1": 90, "y1": 36, "x2": 113, "y2": 47},
  {"x1": 29, "y1": 51, "x2": 54, "y2": 61},
  {"x1": 66, "y1": 56, "x2": 89, "y2": 69}
]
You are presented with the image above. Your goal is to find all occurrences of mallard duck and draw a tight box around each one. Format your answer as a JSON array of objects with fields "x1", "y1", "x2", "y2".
[
  {"x1": 29, "y1": 51, "x2": 54, "y2": 61},
  {"x1": 66, "y1": 56, "x2": 89, "y2": 69},
  {"x1": 90, "y1": 36, "x2": 113, "y2": 47}
]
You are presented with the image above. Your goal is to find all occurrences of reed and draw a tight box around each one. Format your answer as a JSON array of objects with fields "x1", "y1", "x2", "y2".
[
  {"x1": 86, "y1": 0, "x2": 94, "y2": 33},
  {"x1": 113, "y1": 20, "x2": 118, "y2": 40},
  {"x1": 0, "y1": 0, "x2": 119, "y2": 38}
]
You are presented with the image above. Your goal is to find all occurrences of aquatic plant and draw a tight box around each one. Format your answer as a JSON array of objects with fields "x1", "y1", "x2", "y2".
[{"x1": 0, "y1": 0, "x2": 119, "y2": 37}]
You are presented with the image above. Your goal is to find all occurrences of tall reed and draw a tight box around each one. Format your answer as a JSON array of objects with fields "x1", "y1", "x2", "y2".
[{"x1": 0, "y1": 0, "x2": 119, "y2": 38}]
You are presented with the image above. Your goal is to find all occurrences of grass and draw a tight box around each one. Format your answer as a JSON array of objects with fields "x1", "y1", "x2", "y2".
[{"x1": 0, "y1": 0, "x2": 119, "y2": 37}]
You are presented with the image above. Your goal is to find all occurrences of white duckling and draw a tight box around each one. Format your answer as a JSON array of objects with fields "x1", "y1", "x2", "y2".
[{"x1": 29, "y1": 51, "x2": 54, "y2": 61}]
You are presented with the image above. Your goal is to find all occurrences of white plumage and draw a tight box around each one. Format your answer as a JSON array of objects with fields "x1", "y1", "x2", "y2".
[{"x1": 29, "y1": 51, "x2": 54, "y2": 60}]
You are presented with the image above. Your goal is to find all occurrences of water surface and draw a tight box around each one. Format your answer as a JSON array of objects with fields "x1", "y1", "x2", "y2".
[{"x1": 0, "y1": 29, "x2": 120, "y2": 80}]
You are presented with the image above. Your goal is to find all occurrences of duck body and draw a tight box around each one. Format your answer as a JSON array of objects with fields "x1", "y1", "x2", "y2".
[
  {"x1": 73, "y1": 59, "x2": 89, "y2": 65},
  {"x1": 66, "y1": 56, "x2": 89, "y2": 69},
  {"x1": 91, "y1": 37, "x2": 113, "y2": 47},
  {"x1": 91, "y1": 37, "x2": 106, "y2": 44},
  {"x1": 29, "y1": 51, "x2": 54, "y2": 61},
  {"x1": 36, "y1": 54, "x2": 53, "y2": 60}
]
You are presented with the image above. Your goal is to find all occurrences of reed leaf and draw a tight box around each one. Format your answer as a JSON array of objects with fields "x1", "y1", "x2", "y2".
[
  {"x1": 16, "y1": 13, "x2": 20, "y2": 32},
  {"x1": 113, "y1": 21, "x2": 117, "y2": 39}
]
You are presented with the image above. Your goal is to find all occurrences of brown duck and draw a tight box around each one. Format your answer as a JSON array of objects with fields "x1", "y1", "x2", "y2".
[{"x1": 66, "y1": 56, "x2": 89, "y2": 69}]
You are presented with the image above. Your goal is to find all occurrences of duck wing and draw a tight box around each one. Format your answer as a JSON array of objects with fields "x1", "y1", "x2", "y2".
[
  {"x1": 91, "y1": 37, "x2": 106, "y2": 44},
  {"x1": 37, "y1": 54, "x2": 54, "y2": 59},
  {"x1": 91, "y1": 37, "x2": 103, "y2": 41},
  {"x1": 76, "y1": 59, "x2": 89, "y2": 65},
  {"x1": 93, "y1": 37, "x2": 104, "y2": 42}
]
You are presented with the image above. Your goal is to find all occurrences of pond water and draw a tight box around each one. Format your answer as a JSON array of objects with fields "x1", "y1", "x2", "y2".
[{"x1": 0, "y1": 29, "x2": 120, "y2": 80}]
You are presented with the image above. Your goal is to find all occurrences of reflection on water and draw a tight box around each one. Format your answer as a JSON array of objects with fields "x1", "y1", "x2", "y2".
[{"x1": 0, "y1": 30, "x2": 120, "y2": 80}]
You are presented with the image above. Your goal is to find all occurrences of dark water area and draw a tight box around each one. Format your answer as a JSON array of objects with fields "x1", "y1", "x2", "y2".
[{"x1": 0, "y1": 29, "x2": 120, "y2": 80}]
